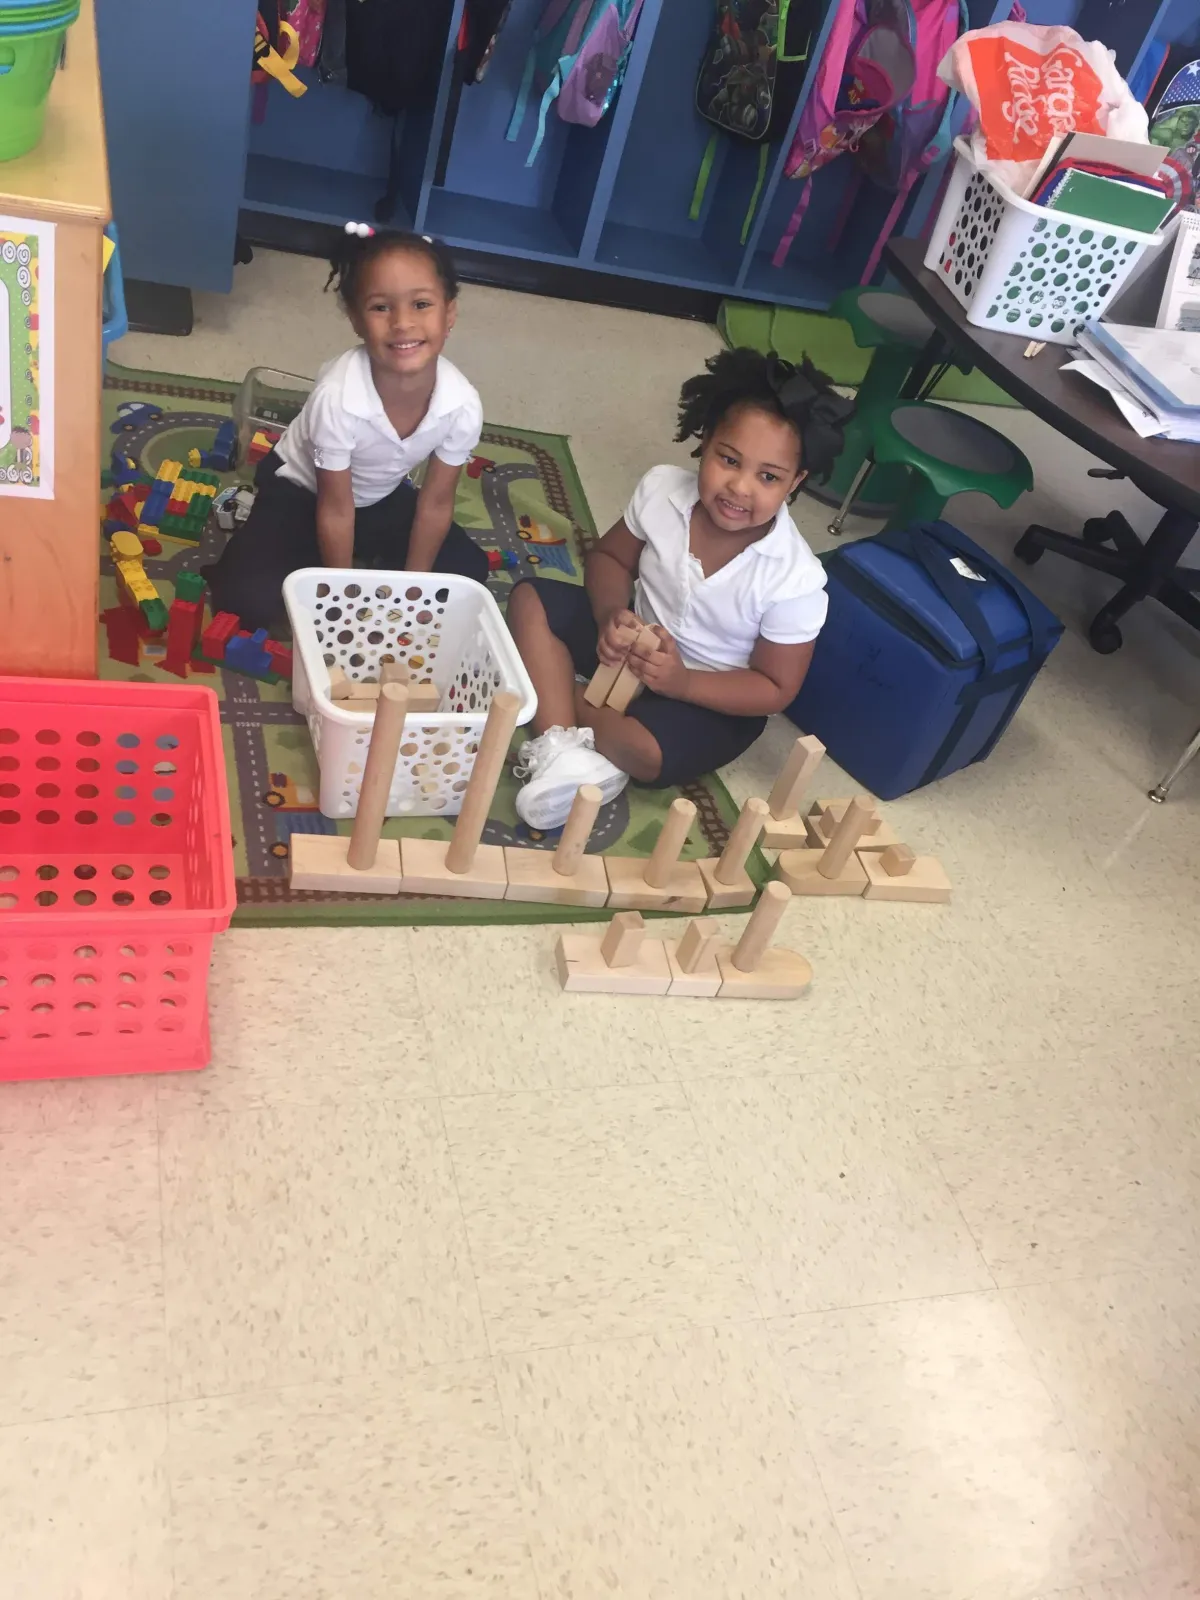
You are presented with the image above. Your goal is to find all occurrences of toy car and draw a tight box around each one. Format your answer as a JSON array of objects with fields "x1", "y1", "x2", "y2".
[{"x1": 111, "y1": 401, "x2": 163, "y2": 434}]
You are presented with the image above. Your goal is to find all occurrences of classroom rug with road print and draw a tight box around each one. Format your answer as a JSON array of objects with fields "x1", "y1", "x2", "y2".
[{"x1": 97, "y1": 363, "x2": 766, "y2": 926}]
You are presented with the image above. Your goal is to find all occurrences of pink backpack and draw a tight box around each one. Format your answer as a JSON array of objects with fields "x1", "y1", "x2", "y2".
[
  {"x1": 772, "y1": 0, "x2": 963, "y2": 276},
  {"x1": 281, "y1": 0, "x2": 326, "y2": 67}
]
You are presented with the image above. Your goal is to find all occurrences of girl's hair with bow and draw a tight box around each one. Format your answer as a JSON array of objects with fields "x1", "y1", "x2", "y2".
[
  {"x1": 676, "y1": 346, "x2": 854, "y2": 484},
  {"x1": 325, "y1": 226, "x2": 460, "y2": 310}
]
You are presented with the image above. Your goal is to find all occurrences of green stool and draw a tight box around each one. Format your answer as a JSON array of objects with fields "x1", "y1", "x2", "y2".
[
  {"x1": 827, "y1": 400, "x2": 1034, "y2": 536},
  {"x1": 815, "y1": 288, "x2": 940, "y2": 516}
]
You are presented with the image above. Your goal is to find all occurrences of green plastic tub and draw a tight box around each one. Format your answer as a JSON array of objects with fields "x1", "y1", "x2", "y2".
[{"x1": 0, "y1": 21, "x2": 70, "y2": 162}]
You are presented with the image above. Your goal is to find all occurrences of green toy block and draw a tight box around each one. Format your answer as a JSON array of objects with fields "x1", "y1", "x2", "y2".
[
  {"x1": 140, "y1": 597, "x2": 169, "y2": 633},
  {"x1": 175, "y1": 570, "x2": 206, "y2": 603}
]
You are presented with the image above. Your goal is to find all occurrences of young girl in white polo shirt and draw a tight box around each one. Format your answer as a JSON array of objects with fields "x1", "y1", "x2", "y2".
[
  {"x1": 206, "y1": 227, "x2": 489, "y2": 630},
  {"x1": 508, "y1": 348, "x2": 850, "y2": 829}
]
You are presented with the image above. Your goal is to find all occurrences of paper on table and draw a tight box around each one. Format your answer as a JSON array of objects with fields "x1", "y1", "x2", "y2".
[{"x1": 1061, "y1": 357, "x2": 1200, "y2": 441}]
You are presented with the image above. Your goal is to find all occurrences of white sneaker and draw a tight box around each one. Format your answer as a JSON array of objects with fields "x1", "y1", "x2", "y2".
[{"x1": 514, "y1": 726, "x2": 628, "y2": 830}]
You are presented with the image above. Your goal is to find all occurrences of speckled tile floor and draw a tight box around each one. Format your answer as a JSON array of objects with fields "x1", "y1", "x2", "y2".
[{"x1": 3, "y1": 251, "x2": 1198, "y2": 1598}]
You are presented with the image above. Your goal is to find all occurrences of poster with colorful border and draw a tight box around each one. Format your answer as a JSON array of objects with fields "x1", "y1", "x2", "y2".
[{"x1": 0, "y1": 214, "x2": 54, "y2": 499}]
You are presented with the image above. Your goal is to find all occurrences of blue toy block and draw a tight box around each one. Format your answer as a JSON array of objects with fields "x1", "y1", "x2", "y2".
[
  {"x1": 224, "y1": 628, "x2": 273, "y2": 678},
  {"x1": 211, "y1": 418, "x2": 238, "y2": 471}
]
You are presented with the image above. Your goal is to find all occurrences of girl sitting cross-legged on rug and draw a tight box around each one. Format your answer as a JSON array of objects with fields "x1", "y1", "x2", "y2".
[
  {"x1": 507, "y1": 347, "x2": 851, "y2": 830},
  {"x1": 205, "y1": 225, "x2": 489, "y2": 631}
]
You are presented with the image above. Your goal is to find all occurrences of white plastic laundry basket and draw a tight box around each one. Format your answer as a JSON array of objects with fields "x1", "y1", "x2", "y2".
[
  {"x1": 283, "y1": 569, "x2": 537, "y2": 819},
  {"x1": 924, "y1": 140, "x2": 1164, "y2": 345}
]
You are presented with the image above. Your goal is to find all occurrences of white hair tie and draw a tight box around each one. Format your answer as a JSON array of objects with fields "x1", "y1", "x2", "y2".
[{"x1": 344, "y1": 220, "x2": 375, "y2": 238}]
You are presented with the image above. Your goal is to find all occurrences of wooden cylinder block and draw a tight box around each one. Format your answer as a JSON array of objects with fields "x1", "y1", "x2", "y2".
[
  {"x1": 716, "y1": 797, "x2": 769, "y2": 885},
  {"x1": 732, "y1": 880, "x2": 791, "y2": 972},
  {"x1": 818, "y1": 796, "x2": 874, "y2": 881},
  {"x1": 445, "y1": 691, "x2": 521, "y2": 875},
  {"x1": 346, "y1": 683, "x2": 409, "y2": 871},
  {"x1": 553, "y1": 784, "x2": 603, "y2": 878},
  {"x1": 643, "y1": 797, "x2": 696, "y2": 889}
]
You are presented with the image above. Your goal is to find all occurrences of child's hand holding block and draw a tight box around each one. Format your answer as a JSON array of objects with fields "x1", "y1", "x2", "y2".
[{"x1": 586, "y1": 622, "x2": 661, "y2": 714}]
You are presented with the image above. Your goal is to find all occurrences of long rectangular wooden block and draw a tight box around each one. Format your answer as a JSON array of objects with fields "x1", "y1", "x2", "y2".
[
  {"x1": 503, "y1": 846, "x2": 610, "y2": 907},
  {"x1": 555, "y1": 933, "x2": 672, "y2": 994},
  {"x1": 604, "y1": 855, "x2": 708, "y2": 914},
  {"x1": 860, "y1": 851, "x2": 952, "y2": 903},
  {"x1": 401, "y1": 836, "x2": 509, "y2": 900},
  {"x1": 584, "y1": 658, "x2": 624, "y2": 708},
  {"x1": 289, "y1": 834, "x2": 403, "y2": 895}
]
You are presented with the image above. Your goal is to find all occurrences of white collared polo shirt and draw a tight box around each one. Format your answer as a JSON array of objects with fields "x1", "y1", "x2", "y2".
[
  {"x1": 274, "y1": 346, "x2": 483, "y2": 506},
  {"x1": 626, "y1": 464, "x2": 828, "y2": 671}
]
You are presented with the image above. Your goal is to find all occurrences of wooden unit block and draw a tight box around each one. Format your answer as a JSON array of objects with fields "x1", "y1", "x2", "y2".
[
  {"x1": 555, "y1": 933, "x2": 672, "y2": 995},
  {"x1": 327, "y1": 665, "x2": 352, "y2": 701},
  {"x1": 860, "y1": 851, "x2": 951, "y2": 903},
  {"x1": 604, "y1": 854, "x2": 708, "y2": 914},
  {"x1": 762, "y1": 814, "x2": 814, "y2": 851},
  {"x1": 379, "y1": 661, "x2": 408, "y2": 686},
  {"x1": 676, "y1": 919, "x2": 720, "y2": 974},
  {"x1": 601, "y1": 910, "x2": 645, "y2": 965},
  {"x1": 775, "y1": 848, "x2": 869, "y2": 896},
  {"x1": 605, "y1": 625, "x2": 660, "y2": 714},
  {"x1": 664, "y1": 934, "x2": 722, "y2": 997},
  {"x1": 880, "y1": 843, "x2": 916, "y2": 876},
  {"x1": 289, "y1": 834, "x2": 403, "y2": 895},
  {"x1": 584, "y1": 657, "x2": 624, "y2": 709},
  {"x1": 503, "y1": 847, "x2": 610, "y2": 907},
  {"x1": 715, "y1": 944, "x2": 813, "y2": 1000},
  {"x1": 696, "y1": 855, "x2": 757, "y2": 909},
  {"x1": 804, "y1": 800, "x2": 897, "y2": 851},
  {"x1": 346, "y1": 680, "x2": 382, "y2": 701},
  {"x1": 401, "y1": 836, "x2": 509, "y2": 900},
  {"x1": 406, "y1": 682, "x2": 441, "y2": 712}
]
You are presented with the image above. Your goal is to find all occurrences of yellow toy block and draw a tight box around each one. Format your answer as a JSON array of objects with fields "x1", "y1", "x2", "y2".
[{"x1": 187, "y1": 448, "x2": 202, "y2": 468}]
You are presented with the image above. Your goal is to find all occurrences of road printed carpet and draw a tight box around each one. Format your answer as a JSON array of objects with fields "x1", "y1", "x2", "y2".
[{"x1": 99, "y1": 364, "x2": 766, "y2": 927}]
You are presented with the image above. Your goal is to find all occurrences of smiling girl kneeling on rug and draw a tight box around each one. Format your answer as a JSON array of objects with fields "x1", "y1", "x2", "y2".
[
  {"x1": 206, "y1": 225, "x2": 489, "y2": 630},
  {"x1": 508, "y1": 348, "x2": 851, "y2": 830}
]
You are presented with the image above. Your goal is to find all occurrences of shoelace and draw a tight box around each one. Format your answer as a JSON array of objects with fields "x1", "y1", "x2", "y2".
[{"x1": 512, "y1": 727, "x2": 591, "y2": 782}]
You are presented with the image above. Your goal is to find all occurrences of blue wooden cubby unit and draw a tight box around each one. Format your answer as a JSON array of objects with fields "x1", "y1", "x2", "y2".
[{"x1": 96, "y1": 0, "x2": 1192, "y2": 310}]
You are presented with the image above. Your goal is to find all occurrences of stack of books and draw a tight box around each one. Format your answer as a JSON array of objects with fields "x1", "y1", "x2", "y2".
[
  {"x1": 1070, "y1": 321, "x2": 1200, "y2": 443},
  {"x1": 1025, "y1": 133, "x2": 1177, "y2": 234}
]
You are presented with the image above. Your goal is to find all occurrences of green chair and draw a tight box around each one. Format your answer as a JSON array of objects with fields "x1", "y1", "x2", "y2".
[
  {"x1": 827, "y1": 400, "x2": 1034, "y2": 535},
  {"x1": 817, "y1": 288, "x2": 941, "y2": 516}
]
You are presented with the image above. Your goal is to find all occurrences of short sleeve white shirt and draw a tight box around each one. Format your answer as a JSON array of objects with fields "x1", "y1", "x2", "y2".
[
  {"x1": 624, "y1": 464, "x2": 828, "y2": 671},
  {"x1": 274, "y1": 346, "x2": 483, "y2": 506}
]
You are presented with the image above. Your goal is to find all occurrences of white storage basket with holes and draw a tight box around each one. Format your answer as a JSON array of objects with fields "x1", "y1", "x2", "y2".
[
  {"x1": 283, "y1": 569, "x2": 537, "y2": 820},
  {"x1": 924, "y1": 140, "x2": 1165, "y2": 345}
]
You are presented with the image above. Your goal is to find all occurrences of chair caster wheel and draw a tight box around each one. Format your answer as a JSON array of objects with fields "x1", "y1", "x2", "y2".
[
  {"x1": 1088, "y1": 616, "x2": 1123, "y2": 654},
  {"x1": 1014, "y1": 532, "x2": 1042, "y2": 565},
  {"x1": 1081, "y1": 518, "x2": 1110, "y2": 546},
  {"x1": 1148, "y1": 786, "x2": 1168, "y2": 803}
]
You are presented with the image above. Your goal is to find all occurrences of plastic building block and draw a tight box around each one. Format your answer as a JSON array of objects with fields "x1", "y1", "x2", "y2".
[
  {"x1": 166, "y1": 497, "x2": 188, "y2": 518},
  {"x1": 265, "y1": 639, "x2": 293, "y2": 679},
  {"x1": 160, "y1": 597, "x2": 203, "y2": 678},
  {"x1": 175, "y1": 570, "x2": 207, "y2": 604},
  {"x1": 110, "y1": 529, "x2": 168, "y2": 633},
  {"x1": 141, "y1": 536, "x2": 162, "y2": 556},
  {"x1": 101, "y1": 605, "x2": 141, "y2": 666},
  {"x1": 141, "y1": 597, "x2": 170, "y2": 633},
  {"x1": 225, "y1": 628, "x2": 273, "y2": 677},
  {"x1": 247, "y1": 428, "x2": 278, "y2": 465},
  {"x1": 210, "y1": 418, "x2": 238, "y2": 471},
  {"x1": 200, "y1": 611, "x2": 239, "y2": 660}
]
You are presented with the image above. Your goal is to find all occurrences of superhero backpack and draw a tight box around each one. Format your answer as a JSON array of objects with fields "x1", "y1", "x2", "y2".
[
  {"x1": 771, "y1": 0, "x2": 962, "y2": 275},
  {"x1": 691, "y1": 0, "x2": 823, "y2": 242}
]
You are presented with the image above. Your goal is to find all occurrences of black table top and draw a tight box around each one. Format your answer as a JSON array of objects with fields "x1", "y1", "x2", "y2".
[{"x1": 886, "y1": 237, "x2": 1200, "y2": 521}]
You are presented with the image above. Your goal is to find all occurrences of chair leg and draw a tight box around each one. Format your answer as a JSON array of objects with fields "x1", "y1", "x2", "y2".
[
  {"x1": 884, "y1": 476, "x2": 948, "y2": 532},
  {"x1": 1149, "y1": 721, "x2": 1200, "y2": 802},
  {"x1": 827, "y1": 457, "x2": 875, "y2": 536}
]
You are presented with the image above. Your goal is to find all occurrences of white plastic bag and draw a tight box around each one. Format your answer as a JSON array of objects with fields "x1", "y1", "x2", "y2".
[{"x1": 938, "y1": 23, "x2": 1149, "y2": 195}]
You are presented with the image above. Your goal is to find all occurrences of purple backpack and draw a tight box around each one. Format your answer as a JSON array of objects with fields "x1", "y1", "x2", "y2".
[{"x1": 506, "y1": 0, "x2": 646, "y2": 165}]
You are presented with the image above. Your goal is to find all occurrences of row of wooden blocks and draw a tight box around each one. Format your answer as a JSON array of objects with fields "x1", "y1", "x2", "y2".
[
  {"x1": 556, "y1": 882, "x2": 811, "y2": 999},
  {"x1": 326, "y1": 661, "x2": 441, "y2": 713}
]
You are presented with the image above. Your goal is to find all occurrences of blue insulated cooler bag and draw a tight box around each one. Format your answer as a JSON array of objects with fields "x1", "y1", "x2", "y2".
[{"x1": 787, "y1": 521, "x2": 1063, "y2": 799}]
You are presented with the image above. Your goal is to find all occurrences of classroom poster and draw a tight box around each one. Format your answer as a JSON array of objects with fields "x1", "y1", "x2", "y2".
[{"x1": 0, "y1": 214, "x2": 54, "y2": 499}]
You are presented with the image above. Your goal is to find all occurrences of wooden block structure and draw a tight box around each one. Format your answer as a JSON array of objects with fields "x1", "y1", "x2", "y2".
[
  {"x1": 776, "y1": 796, "x2": 873, "y2": 896},
  {"x1": 696, "y1": 796, "x2": 768, "y2": 909},
  {"x1": 583, "y1": 622, "x2": 659, "y2": 714},
  {"x1": 290, "y1": 683, "x2": 409, "y2": 894},
  {"x1": 504, "y1": 784, "x2": 610, "y2": 906},
  {"x1": 401, "y1": 691, "x2": 521, "y2": 900},
  {"x1": 555, "y1": 886, "x2": 811, "y2": 1001},
  {"x1": 860, "y1": 842, "x2": 952, "y2": 903},
  {"x1": 761, "y1": 735, "x2": 826, "y2": 850},
  {"x1": 605, "y1": 797, "x2": 707, "y2": 913},
  {"x1": 804, "y1": 799, "x2": 898, "y2": 852}
]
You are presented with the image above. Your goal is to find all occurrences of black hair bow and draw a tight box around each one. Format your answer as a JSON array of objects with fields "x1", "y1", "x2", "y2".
[{"x1": 767, "y1": 356, "x2": 855, "y2": 480}]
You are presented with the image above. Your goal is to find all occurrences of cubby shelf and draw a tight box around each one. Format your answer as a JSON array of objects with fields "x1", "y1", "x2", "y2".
[{"x1": 97, "y1": 0, "x2": 1193, "y2": 307}]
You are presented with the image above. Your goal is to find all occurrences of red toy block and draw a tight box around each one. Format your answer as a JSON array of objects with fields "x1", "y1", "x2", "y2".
[
  {"x1": 166, "y1": 498, "x2": 189, "y2": 518},
  {"x1": 105, "y1": 489, "x2": 142, "y2": 527},
  {"x1": 264, "y1": 639, "x2": 293, "y2": 679},
  {"x1": 141, "y1": 536, "x2": 162, "y2": 556},
  {"x1": 101, "y1": 605, "x2": 141, "y2": 666},
  {"x1": 160, "y1": 597, "x2": 204, "y2": 678},
  {"x1": 200, "y1": 610, "x2": 239, "y2": 661}
]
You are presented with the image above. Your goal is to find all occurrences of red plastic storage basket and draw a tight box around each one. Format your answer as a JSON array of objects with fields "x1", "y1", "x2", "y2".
[{"x1": 0, "y1": 678, "x2": 235, "y2": 1082}]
